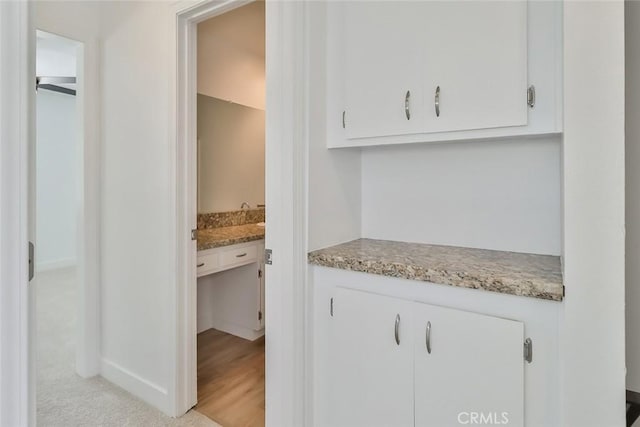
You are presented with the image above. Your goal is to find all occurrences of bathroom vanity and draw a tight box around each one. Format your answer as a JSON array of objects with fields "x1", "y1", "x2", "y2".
[{"x1": 197, "y1": 209, "x2": 265, "y2": 341}]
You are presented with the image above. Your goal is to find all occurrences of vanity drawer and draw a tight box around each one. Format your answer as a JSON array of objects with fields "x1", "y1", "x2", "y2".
[
  {"x1": 221, "y1": 244, "x2": 258, "y2": 268},
  {"x1": 197, "y1": 252, "x2": 220, "y2": 277}
]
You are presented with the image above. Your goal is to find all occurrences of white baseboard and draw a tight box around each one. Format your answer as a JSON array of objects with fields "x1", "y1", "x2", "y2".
[
  {"x1": 209, "y1": 318, "x2": 264, "y2": 341},
  {"x1": 198, "y1": 310, "x2": 264, "y2": 340},
  {"x1": 36, "y1": 257, "x2": 76, "y2": 272},
  {"x1": 101, "y1": 358, "x2": 169, "y2": 414}
]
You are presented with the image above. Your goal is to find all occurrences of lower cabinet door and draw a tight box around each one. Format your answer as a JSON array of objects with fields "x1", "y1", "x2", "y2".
[
  {"x1": 414, "y1": 303, "x2": 524, "y2": 427},
  {"x1": 329, "y1": 287, "x2": 414, "y2": 427}
]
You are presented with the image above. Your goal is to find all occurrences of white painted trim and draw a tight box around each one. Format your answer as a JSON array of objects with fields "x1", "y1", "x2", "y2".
[
  {"x1": 36, "y1": 257, "x2": 76, "y2": 273},
  {"x1": 73, "y1": 35, "x2": 102, "y2": 379},
  {"x1": 0, "y1": 2, "x2": 35, "y2": 426},
  {"x1": 170, "y1": 0, "x2": 309, "y2": 423},
  {"x1": 101, "y1": 358, "x2": 169, "y2": 411},
  {"x1": 264, "y1": 2, "x2": 309, "y2": 425},
  {"x1": 560, "y1": 2, "x2": 626, "y2": 425}
]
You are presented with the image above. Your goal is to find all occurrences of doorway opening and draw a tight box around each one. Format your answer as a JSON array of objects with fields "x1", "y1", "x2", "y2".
[
  {"x1": 174, "y1": 0, "x2": 307, "y2": 422},
  {"x1": 34, "y1": 30, "x2": 84, "y2": 423},
  {"x1": 193, "y1": 2, "x2": 266, "y2": 426}
]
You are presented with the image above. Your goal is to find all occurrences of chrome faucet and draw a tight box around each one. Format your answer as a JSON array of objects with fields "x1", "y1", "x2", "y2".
[{"x1": 240, "y1": 201, "x2": 251, "y2": 209}]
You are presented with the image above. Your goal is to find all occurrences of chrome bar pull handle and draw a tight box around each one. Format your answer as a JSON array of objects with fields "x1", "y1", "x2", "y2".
[
  {"x1": 236, "y1": 253, "x2": 247, "y2": 258},
  {"x1": 527, "y1": 85, "x2": 536, "y2": 108},
  {"x1": 405, "y1": 90, "x2": 411, "y2": 120},
  {"x1": 524, "y1": 338, "x2": 533, "y2": 363},
  {"x1": 197, "y1": 263, "x2": 205, "y2": 267},
  {"x1": 426, "y1": 321, "x2": 432, "y2": 354},
  {"x1": 435, "y1": 86, "x2": 440, "y2": 118},
  {"x1": 395, "y1": 314, "x2": 401, "y2": 345}
]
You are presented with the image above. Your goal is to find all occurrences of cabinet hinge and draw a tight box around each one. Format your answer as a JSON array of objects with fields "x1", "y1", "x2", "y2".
[
  {"x1": 524, "y1": 338, "x2": 533, "y2": 363},
  {"x1": 258, "y1": 269, "x2": 262, "y2": 278},
  {"x1": 258, "y1": 311, "x2": 263, "y2": 321},
  {"x1": 342, "y1": 111, "x2": 346, "y2": 129},
  {"x1": 527, "y1": 85, "x2": 535, "y2": 108},
  {"x1": 191, "y1": 229, "x2": 198, "y2": 241}
]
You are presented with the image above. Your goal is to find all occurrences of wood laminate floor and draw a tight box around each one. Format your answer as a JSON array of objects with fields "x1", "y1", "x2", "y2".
[{"x1": 196, "y1": 329, "x2": 265, "y2": 427}]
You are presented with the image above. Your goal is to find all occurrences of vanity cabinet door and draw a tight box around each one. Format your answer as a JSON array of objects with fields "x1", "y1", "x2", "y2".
[
  {"x1": 328, "y1": 287, "x2": 414, "y2": 427},
  {"x1": 413, "y1": 303, "x2": 524, "y2": 427}
]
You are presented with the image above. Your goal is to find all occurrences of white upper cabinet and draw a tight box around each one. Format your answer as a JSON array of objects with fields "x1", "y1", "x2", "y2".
[
  {"x1": 421, "y1": 1, "x2": 528, "y2": 133},
  {"x1": 344, "y1": 2, "x2": 425, "y2": 138},
  {"x1": 329, "y1": 1, "x2": 562, "y2": 147}
]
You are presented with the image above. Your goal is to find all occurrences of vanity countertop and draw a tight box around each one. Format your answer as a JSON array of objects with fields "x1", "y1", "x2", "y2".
[
  {"x1": 308, "y1": 238, "x2": 564, "y2": 301},
  {"x1": 197, "y1": 223, "x2": 265, "y2": 251}
]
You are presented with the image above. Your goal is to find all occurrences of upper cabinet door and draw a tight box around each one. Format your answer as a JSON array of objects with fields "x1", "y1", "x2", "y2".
[
  {"x1": 328, "y1": 287, "x2": 414, "y2": 427},
  {"x1": 414, "y1": 303, "x2": 524, "y2": 427},
  {"x1": 343, "y1": 2, "x2": 425, "y2": 139},
  {"x1": 422, "y1": 1, "x2": 528, "y2": 133}
]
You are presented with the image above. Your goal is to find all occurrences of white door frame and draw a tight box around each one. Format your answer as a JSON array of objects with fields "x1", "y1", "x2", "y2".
[
  {"x1": 169, "y1": 0, "x2": 309, "y2": 424},
  {"x1": 72, "y1": 31, "x2": 103, "y2": 379},
  {"x1": 0, "y1": 1, "x2": 35, "y2": 426}
]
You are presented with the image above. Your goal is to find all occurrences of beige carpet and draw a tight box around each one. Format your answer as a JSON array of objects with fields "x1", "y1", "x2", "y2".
[{"x1": 36, "y1": 268, "x2": 219, "y2": 427}]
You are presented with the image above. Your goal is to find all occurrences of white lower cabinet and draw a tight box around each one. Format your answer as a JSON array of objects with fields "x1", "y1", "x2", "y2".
[
  {"x1": 413, "y1": 302, "x2": 524, "y2": 427},
  {"x1": 326, "y1": 287, "x2": 524, "y2": 427},
  {"x1": 329, "y1": 287, "x2": 414, "y2": 427}
]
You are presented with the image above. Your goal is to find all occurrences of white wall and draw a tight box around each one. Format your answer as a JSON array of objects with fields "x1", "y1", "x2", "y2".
[
  {"x1": 99, "y1": 1, "x2": 174, "y2": 411},
  {"x1": 197, "y1": 1, "x2": 264, "y2": 110},
  {"x1": 362, "y1": 137, "x2": 562, "y2": 255},
  {"x1": 628, "y1": 0, "x2": 640, "y2": 394},
  {"x1": 197, "y1": 94, "x2": 265, "y2": 212},
  {"x1": 308, "y1": 1, "x2": 361, "y2": 252},
  {"x1": 561, "y1": 2, "x2": 626, "y2": 425},
  {"x1": 36, "y1": 89, "x2": 78, "y2": 270}
]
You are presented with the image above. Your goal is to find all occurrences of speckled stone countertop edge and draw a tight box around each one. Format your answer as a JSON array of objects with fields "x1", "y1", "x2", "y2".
[
  {"x1": 308, "y1": 239, "x2": 564, "y2": 302},
  {"x1": 198, "y1": 234, "x2": 264, "y2": 251},
  {"x1": 196, "y1": 223, "x2": 265, "y2": 251}
]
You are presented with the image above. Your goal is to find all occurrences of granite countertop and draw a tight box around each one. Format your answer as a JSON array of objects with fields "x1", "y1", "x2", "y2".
[
  {"x1": 197, "y1": 223, "x2": 265, "y2": 251},
  {"x1": 308, "y1": 238, "x2": 564, "y2": 301}
]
